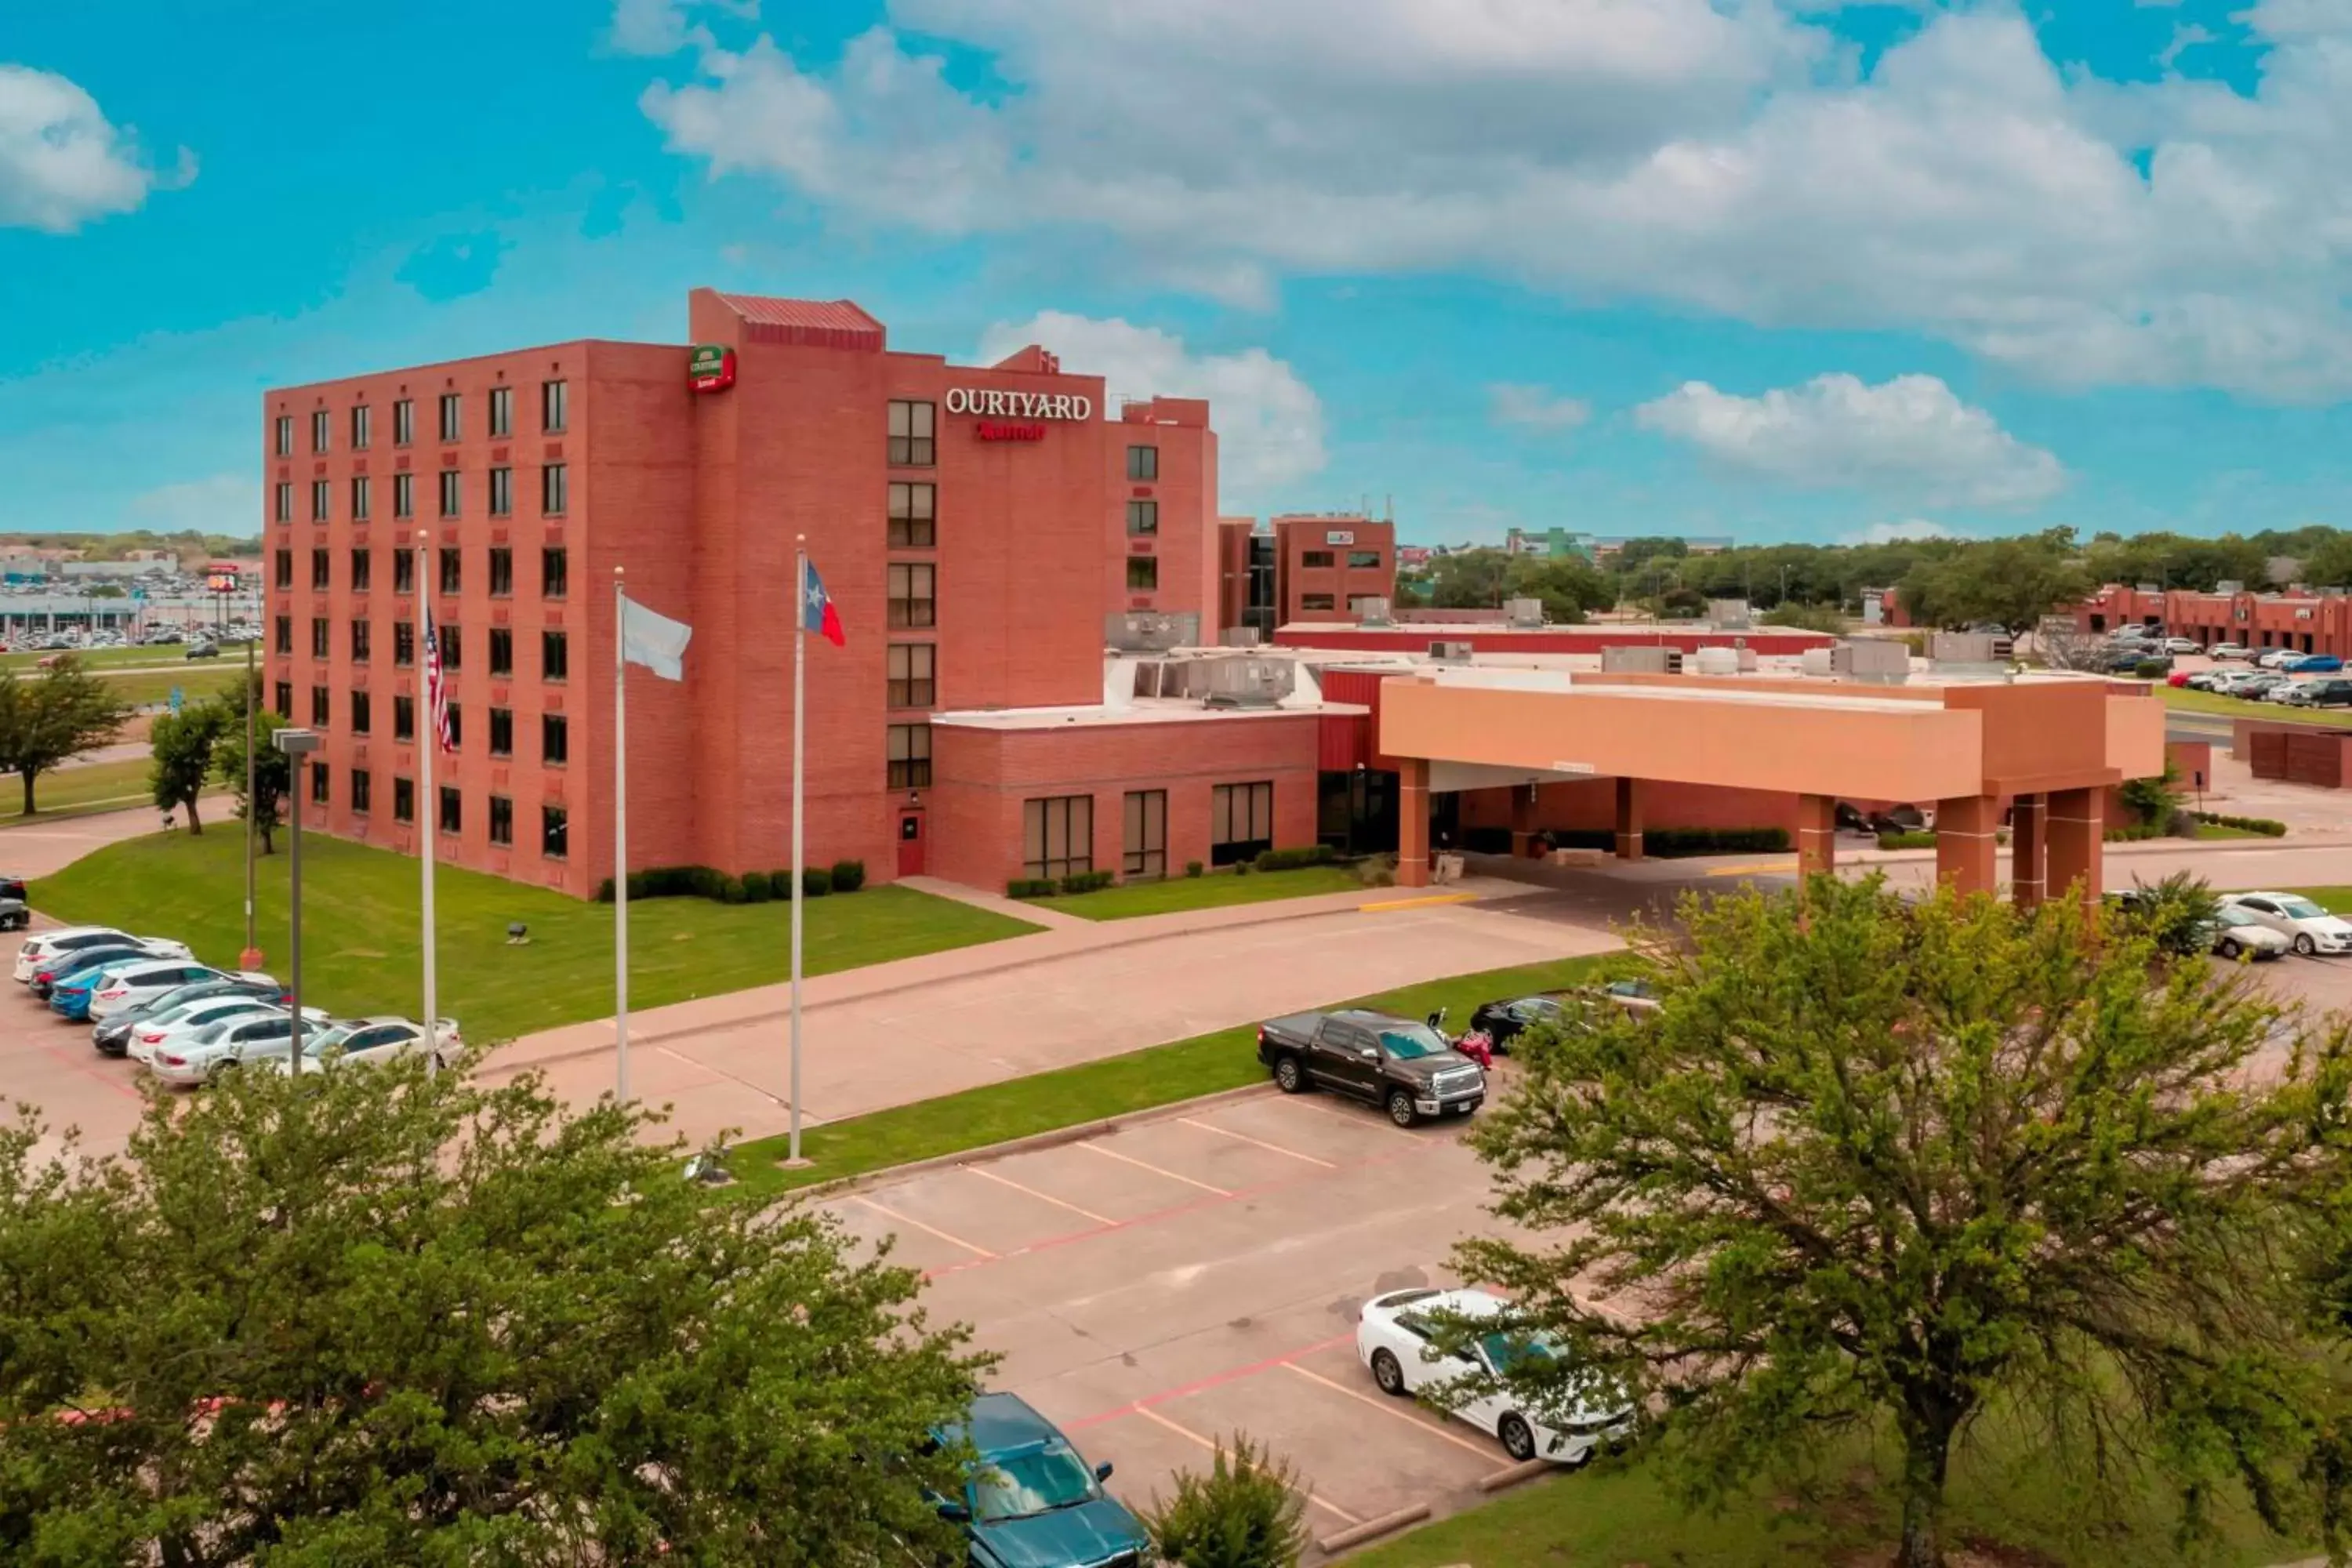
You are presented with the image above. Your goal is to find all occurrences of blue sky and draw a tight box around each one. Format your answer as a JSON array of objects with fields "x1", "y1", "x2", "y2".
[{"x1": 3, "y1": 0, "x2": 2350, "y2": 546}]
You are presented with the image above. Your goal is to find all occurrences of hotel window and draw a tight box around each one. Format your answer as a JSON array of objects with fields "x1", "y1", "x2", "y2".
[
  {"x1": 394, "y1": 695, "x2": 415, "y2": 740},
  {"x1": 542, "y1": 379, "x2": 568, "y2": 434},
  {"x1": 542, "y1": 713, "x2": 568, "y2": 765},
  {"x1": 488, "y1": 707, "x2": 513, "y2": 757},
  {"x1": 445, "y1": 703, "x2": 463, "y2": 747},
  {"x1": 310, "y1": 763, "x2": 329, "y2": 806},
  {"x1": 1127, "y1": 445, "x2": 1159, "y2": 481},
  {"x1": 394, "y1": 620, "x2": 415, "y2": 666},
  {"x1": 887, "y1": 644, "x2": 935, "y2": 707},
  {"x1": 274, "y1": 415, "x2": 293, "y2": 457},
  {"x1": 488, "y1": 795, "x2": 514, "y2": 847},
  {"x1": 438, "y1": 470, "x2": 462, "y2": 518},
  {"x1": 393, "y1": 548, "x2": 415, "y2": 594},
  {"x1": 1299, "y1": 593, "x2": 1335, "y2": 611},
  {"x1": 310, "y1": 686, "x2": 330, "y2": 726},
  {"x1": 1126, "y1": 501, "x2": 1158, "y2": 537},
  {"x1": 541, "y1": 546, "x2": 568, "y2": 599},
  {"x1": 351, "y1": 405, "x2": 372, "y2": 451},
  {"x1": 542, "y1": 630, "x2": 568, "y2": 681},
  {"x1": 350, "y1": 548, "x2": 371, "y2": 592},
  {"x1": 274, "y1": 483, "x2": 292, "y2": 524},
  {"x1": 311, "y1": 409, "x2": 330, "y2": 454},
  {"x1": 542, "y1": 463, "x2": 568, "y2": 516},
  {"x1": 393, "y1": 776, "x2": 414, "y2": 822},
  {"x1": 311, "y1": 480, "x2": 331, "y2": 522},
  {"x1": 350, "y1": 619, "x2": 371, "y2": 662},
  {"x1": 1123, "y1": 789, "x2": 1167, "y2": 878},
  {"x1": 438, "y1": 786, "x2": 462, "y2": 835},
  {"x1": 1022, "y1": 795, "x2": 1093, "y2": 881},
  {"x1": 1126, "y1": 557, "x2": 1159, "y2": 592},
  {"x1": 487, "y1": 547, "x2": 513, "y2": 597},
  {"x1": 1301, "y1": 550, "x2": 1334, "y2": 568},
  {"x1": 886, "y1": 724, "x2": 931, "y2": 789},
  {"x1": 488, "y1": 626, "x2": 513, "y2": 677},
  {"x1": 438, "y1": 546, "x2": 461, "y2": 595},
  {"x1": 311, "y1": 549, "x2": 331, "y2": 590},
  {"x1": 488, "y1": 466, "x2": 513, "y2": 517},
  {"x1": 1210, "y1": 781, "x2": 1274, "y2": 866},
  {"x1": 350, "y1": 475, "x2": 372, "y2": 522},
  {"x1": 394, "y1": 472, "x2": 415, "y2": 520},
  {"x1": 351, "y1": 768, "x2": 372, "y2": 814},
  {"x1": 438, "y1": 393, "x2": 461, "y2": 443},
  {"x1": 441, "y1": 624, "x2": 461, "y2": 670},
  {"x1": 274, "y1": 682, "x2": 293, "y2": 718},
  {"x1": 310, "y1": 618, "x2": 329, "y2": 658},
  {"x1": 351, "y1": 690, "x2": 371, "y2": 735},
  {"x1": 394, "y1": 398, "x2": 414, "y2": 447},
  {"x1": 887, "y1": 563, "x2": 935, "y2": 629},
  {"x1": 488, "y1": 385, "x2": 513, "y2": 438},
  {"x1": 273, "y1": 549, "x2": 292, "y2": 590},
  {"x1": 887, "y1": 482, "x2": 935, "y2": 547},
  {"x1": 1348, "y1": 550, "x2": 1382, "y2": 569},
  {"x1": 542, "y1": 804, "x2": 568, "y2": 858},
  {"x1": 887, "y1": 400, "x2": 935, "y2": 466},
  {"x1": 274, "y1": 615, "x2": 292, "y2": 654}
]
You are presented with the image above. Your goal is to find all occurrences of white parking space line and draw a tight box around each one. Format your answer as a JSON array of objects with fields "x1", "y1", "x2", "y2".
[
  {"x1": 964, "y1": 1163, "x2": 1116, "y2": 1226},
  {"x1": 849, "y1": 1195, "x2": 996, "y2": 1259},
  {"x1": 1279, "y1": 1361, "x2": 1497, "y2": 1461},
  {"x1": 1131, "y1": 1405, "x2": 1363, "y2": 1526},
  {"x1": 1177, "y1": 1116, "x2": 1337, "y2": 1168},
  {"x1": 1080, "y1": 1138, "x2": 1232, "y2": 1196}
]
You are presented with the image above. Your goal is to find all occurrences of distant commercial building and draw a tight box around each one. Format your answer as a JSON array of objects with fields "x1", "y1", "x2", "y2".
[
  {"x1": 1269, "y1": 514, "x2": 1396, "y2": 624},
  {"x1": 1503, "y1": 528, "x2": 1734, "y2": 561},
  {"x1": 2070, "y1": 583, "x2": 2350, "y2": 657}
]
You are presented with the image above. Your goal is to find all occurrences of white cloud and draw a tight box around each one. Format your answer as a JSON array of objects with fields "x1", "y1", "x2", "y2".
[
  {"x1": 975, "y1": 311, "x2": 1325, "y2": 503},
  {"x1": 1488, "y1": 383, "x2": 1592, "y2": 430},
  {"x1": 608, "y1": 0, "x2": 757, "y2": 56},
  {"x1": 0, "y1": 65, "x2": 185, "y2": 233},
  {"x1": 125, "y1": 474, "x2": 257, "y2": 532},
  {"x1": 1844, "y1": 518, "x2": 1961, "y2": 545},
  {"x1": 639, "y1": 2, "x2": 2352, "y2": 400},
  {"x1": 1635, "y1": 373, "x2": 2065, "y2": 507}
]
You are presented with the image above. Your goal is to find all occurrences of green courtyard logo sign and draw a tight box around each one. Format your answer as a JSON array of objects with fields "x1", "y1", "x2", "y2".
[{"x1": 689, "y1": 344, "x2": 737, "y2": 394}]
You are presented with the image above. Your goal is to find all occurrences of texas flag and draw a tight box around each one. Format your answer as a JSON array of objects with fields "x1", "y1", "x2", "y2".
[{"x1": 802, "y1": 557, "x2": 846, "y2": 648}]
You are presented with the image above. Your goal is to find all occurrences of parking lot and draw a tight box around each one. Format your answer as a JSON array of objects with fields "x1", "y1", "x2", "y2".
[{"x1": 817, "y1": 1083, "x2": 1546, "y2": 1555}]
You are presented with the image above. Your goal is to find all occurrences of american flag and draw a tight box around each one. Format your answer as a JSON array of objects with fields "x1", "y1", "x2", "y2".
[{"x1": 423, "y1": 605, "x2": 453, "y2": 752}]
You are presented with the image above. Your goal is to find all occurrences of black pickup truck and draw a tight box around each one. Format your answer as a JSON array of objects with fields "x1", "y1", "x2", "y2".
[{"x1": 1255, "y1": 1007, "x2": 1487, "y2": 1127}]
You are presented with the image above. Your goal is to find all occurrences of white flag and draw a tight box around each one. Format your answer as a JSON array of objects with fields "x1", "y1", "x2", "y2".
[{"x1": 620, "y1": 593, "x2": 692, "y2": 681}]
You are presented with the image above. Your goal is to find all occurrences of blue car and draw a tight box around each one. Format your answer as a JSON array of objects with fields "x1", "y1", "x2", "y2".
[
  {"x1": 44, "y1": 949, "x2": 151, "y2": 1018},
  {"x1": 29, "y1": 944, "x2": 148, "y2": 1003},
  {"x1": 935, "y1": 1393, "x2": 1152, "y2": 1568},
  {"x1": 2286, "y1": 654, "x2": 2344, "y2": 673}
]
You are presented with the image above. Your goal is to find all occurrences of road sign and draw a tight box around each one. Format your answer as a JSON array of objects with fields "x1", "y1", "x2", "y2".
[{"x1": 169, "y1": 687, "x2": 183, "y2": 715}]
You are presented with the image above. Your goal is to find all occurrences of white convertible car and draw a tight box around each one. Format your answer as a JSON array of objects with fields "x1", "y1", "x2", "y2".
[{"x1": 1355, "y1": 1287, "x2": 1634, "y2": 1465}]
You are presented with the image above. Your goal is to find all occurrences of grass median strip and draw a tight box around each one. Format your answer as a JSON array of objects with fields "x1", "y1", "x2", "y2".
[
  {"x1": 731, "y1": 953, "x2": 1621, "y2": 1200},
  {"x1": 1024, "y1": 863, "x2": 1367, "y2": 920}
]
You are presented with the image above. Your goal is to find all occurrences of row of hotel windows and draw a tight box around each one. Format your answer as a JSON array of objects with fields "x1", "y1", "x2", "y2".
[
  {"x1": 885, "y1": 399, "x2": 1162, "y2": 481},
  {"x1": 276, "y1": 545, "x2": 568, "y2": 599},
  {"x1": 1022, "y1": 781, "x2": 1273, "y2": 881},
  {"x1": 272, "y1": 683, "x2": 568, "y2": 760},
  {"x1": 290, "y1": 764, "x2": 569, "y2": 857},
  {"x1": 275, "y1": 383, "x2": 568, "y2": 457},
  {"x1": 1300, "y1": 550, "x2": 1385, "y2": 569},
  {"x1": 276, "y1": 465, "x2": 567, "y2": 524},
  {"x1": 276, "y1": 619, "x2": 569, "y2": 680},
  {"x1": 1302, "y1": 593, "x2": 1387, "y2": 614},
  {"x1": 886, "y1": 484, "x2": 1161, "y2": 559}
]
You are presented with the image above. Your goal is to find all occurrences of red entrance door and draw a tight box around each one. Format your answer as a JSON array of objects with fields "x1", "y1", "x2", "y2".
[{"x1": 896, "y1": 811, "x2": 925, "y2": 877}]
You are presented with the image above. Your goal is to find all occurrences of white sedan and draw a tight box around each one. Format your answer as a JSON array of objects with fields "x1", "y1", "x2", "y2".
[
  {"x1": 149, "y1": 1007, "x2": 334, "y2": 1085},
  {"x1": 129, "y1": 996, "x2": 296, "y2": 1064},
  {"x1": 2221, "y1": 892, "x2": 2352, "y2": 957},
  {"x1": 1356, "y1": 1287, "x2": 1634, "y2": 1466},
  {"x1": 89, "y1": 960, "x2": 276, "y2": 1022},
  {"x1": 264, "y1": 1015, "x2": 461, "y2": 1073},
  {"x1": 16, "y1": 927, "x2": 131, "y2": 984},
  {"x1": 2210, "y1": 906, "x2": 2292, "y2": 962}
]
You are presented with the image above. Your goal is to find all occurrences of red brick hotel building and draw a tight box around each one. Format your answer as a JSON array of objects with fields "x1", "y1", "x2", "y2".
[{"x1": 260, "y1": 288, "x2": 1360, "y2": 896}]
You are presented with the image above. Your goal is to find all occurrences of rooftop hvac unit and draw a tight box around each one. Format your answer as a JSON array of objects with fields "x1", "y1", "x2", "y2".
[
  {"x1": 1218, "y1": 626, "x2": 1261, "y2": 648},
  {"x1": 2216, "y1": 580, "x2": 2245, "y2": 594},
  {"x1": 1691, "y1": 646, "x2": 1740, "y2": 675},
  {"x1": 1427, "y1": 640, "x2": 1476, "y2": 661},
  {"x1": 1201, "y1": 658, "x2": 1296, "y2": 707},
  {"x1": 1503, "y1": 597, "x2": 1544, "y2": 628},
  {"x1": 1706, "y1": 597, "x2": 1753, "y2": 630},
  {"x1": 1104, "y1": 612, "x2": 1199, "y2": 652},
  {"x1": 1131, "y1": 662, "x2": 1164, "y2": 699},
  {"x1": 1831, "y1": 637, "x2": 1911, "y2": 684},
  {"x1": 1601, "y1": 645, "x2": 1679, "y2": 673},
  {"x1": 1356, "y1": 596, "x2": 1394, "y2": 627}
]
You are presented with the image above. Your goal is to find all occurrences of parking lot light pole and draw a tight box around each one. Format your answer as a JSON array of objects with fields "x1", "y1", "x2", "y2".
[
  {"x1": 241, "y1": 639, "x2": 261, "y2": 971},
  {"x1": 274, "y1": 728, "x2": 321, "y2": 1076}
]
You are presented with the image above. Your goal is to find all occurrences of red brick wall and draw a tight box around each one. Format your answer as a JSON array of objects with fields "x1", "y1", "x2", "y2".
[
  {"x1": 1274, "y1": 517, "x2": 1396, "y2": 622},
  {"x1": 1272, "y1": 626, "x2": 1835, "y2": 656},
  {"x1": 1457, "y1": 778, "x2": 1803, "y2": 835},
  {"x1": 1109, "y1": 398, "x2": 1216, "y2": 630}
]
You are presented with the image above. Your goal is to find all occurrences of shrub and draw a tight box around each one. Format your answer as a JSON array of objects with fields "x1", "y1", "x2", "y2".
[
  {"x1": 771, "y1": 871, "x2": 794, "y2": 898},
  {"x1": 594, "y1": 877, "x2": 615, "y2": 903},
  {"x1": 719, "y1": 876, "x2": 748, "y2": 905},
  {"x1": 2106, "y1": 822, "x2": 2165, "y2": 842},
  {"x1": 2196, "y1": 811, "x2": 2288, "y2": 837},
  {"x1": 829, "y1": 859, "x2": 866, "y2": 893},
  {"x1": 1058, "y1": 869, "x2": 1115, "y2": 895},
  {"x1": 2109, "y1": 869, "x2": 2220, "y2": 958},
  {"x1": 1185, "y1": 860, "x2": 1204, "y2": 878},
  {"x1": 1252, "y1": 844, "x2": 1338, "y2": 873},
  {"x1": 1644, "y1": 826, "x2": 1791, "y2": 858},
  {"x1": 1005, "y1": 877, "x2": 1056, "y2": 898},
  {"x1": 688, "y1": 866, "x2": 724, "y2": 901},
  {"x1": 2118, "y1": 762, "x2": 2180, "y2": 827},
  {"x1": 1356, "y1": 855, "x2": 1396, "y2": 889},
  {"x1": 2165, "y1": 807, "x2": 2201, "y2": 840},
  {"x1": 1878, "y1": 829, "x2": 1937, "y2": 851},
  {"x1": 2132, "y1": 658, "x2": 2170, "y2": 679},
  {"x1": 742, "y1": 873, "x2": 773, "y2": 904},
  {"x1": 1233, "y1": 860, "x2": 1251, "y2": 876},
  {"x1": 800, "y1": 866, "x2": 833, "y2": 898},
  {"x1": 1142, "y1": 1433, "x2": 1311, "y2": 1568}
]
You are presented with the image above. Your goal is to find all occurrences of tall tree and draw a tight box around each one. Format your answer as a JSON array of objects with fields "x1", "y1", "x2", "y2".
[
  {"x1": 1428, "y1": 547, "x2": 1514, "y2": 608},
  {"x1": 147, "y1": 705, "x2": 227, "y2": 834},
  {"x1": 0, "y1": 1060, "x2": 987, "y2": 1566},
  {"x1": 1457, "y1": 878, "x2": 2352, "y2": 1568},
  {"x1": 1896, "y1": 535, "x2": 2089, "y2": 630},
  {"x1": 209, "y1": 697, "x2": 289, "y2": 854},
  {"x1": 0, "y1": 658, "x2": 133, "y2": 816}
]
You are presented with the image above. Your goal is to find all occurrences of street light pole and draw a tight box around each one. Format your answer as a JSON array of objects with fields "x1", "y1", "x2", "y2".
[
  {"x1": 274, "y1": 728, "x2": 321, "y2": 1075},
  {"x1": 241, "y1": 638, "x2": 259, "y2": 969}
]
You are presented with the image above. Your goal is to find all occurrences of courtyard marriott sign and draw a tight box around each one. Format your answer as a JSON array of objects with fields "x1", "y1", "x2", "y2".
[{"x1": 944, "y1": 387, "x2": 1093, "y2": 420}]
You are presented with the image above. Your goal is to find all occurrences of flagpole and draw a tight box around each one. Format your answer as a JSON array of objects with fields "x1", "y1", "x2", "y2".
[
  {"x1": 419, "y1": 541, "x2": 438, "y2": 1076},
  {"x1": 613, "y1": 567, "x2": 631, "y2": 1105},
  {"x1": 789, "y1": 535, "x2": 807, "y2": 1164}
]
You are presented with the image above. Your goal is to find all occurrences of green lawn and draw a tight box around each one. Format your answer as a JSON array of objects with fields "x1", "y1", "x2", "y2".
[
  {"x1": 2194, "y1": 822, "x2": 2269, "y2": 840},
  {"x1": 32, "y1": 829, "x2": 1040, "y2": 1043},
  {"x1": 2286, "y1": 887, "x2": 2352, "y2": 913},
  {"x1": 0, "y1": 644, "x2": 184, "y2": 673},
  {"x1": 103, "y1": 663, "x2": 242, "y2": 709},
  {"x1": 2162, "y1": 684, "x2": 2352, "y2": 728},
  {"x1": 731, "y1": 953, "x2": 1619, "y2": 1198},
  {"x1": 0, "y1": 757, "x2": 169, "y2": 823},
  {"x1": 1351, "y1": 1415, "x2": 2302, "y2": 1568},
  {"x1": 1025, "y1": 863, "x2": 1367, "y2": 920}
]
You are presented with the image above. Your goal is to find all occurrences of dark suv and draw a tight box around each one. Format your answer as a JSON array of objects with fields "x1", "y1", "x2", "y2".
[{"x1": 1256, "y1": 1007, "x2": 1486, "y2": 1127}]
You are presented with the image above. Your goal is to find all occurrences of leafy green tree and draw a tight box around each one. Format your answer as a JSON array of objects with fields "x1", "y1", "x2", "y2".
[
  {"x1": 1759, "y1": 601, "x2": 1845, "y2": 633},
  {"x1": 1505, "y1": 555, "x2": 1613, "y2": 624},
  {"x1": 1428, "y1": 547, "x2": 1514, "y2": 609},
  {"x1": 1896, "y1": 535, "x2": 2088, "y2": 631},
  {"x1": 147, "y1": 705, "x2": 227, "y2": 833},
  {"x1": 0, "y1": 656, "x2": 133, "y2": 816},
  {"x1": 2302, "y1": 532, "x2": 2352, "y2": 592},
  {"x1": 1613, "y1": 535, "x2": 1689, "y2": 574},
  {"x1": 2111, "y1": 869, "x2": 2221, "y2": 959},
  {"x1": 1143, "y1": 1434, "x2": 1311, "y2": 1568},
  {"x1": 0, "y1": 1058, "x2": 985, "y2": 1567},
  {"x1": 1459, "y1": 877, "x2": 2352, "y2": 1568},
  {"x1": 211, "y1": 692, "x2": 290, "y2": 851}
]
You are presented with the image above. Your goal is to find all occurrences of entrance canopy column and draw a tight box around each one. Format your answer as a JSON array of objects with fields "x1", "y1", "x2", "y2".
[
  {"x1": 1934, "y1": 794, "x2": 2000, "y2": 897},
  {"x1": 2010, "y1": 794, "x2": 2047, "y2": 909},
  {"x1": 1399, "y1": 757, "x2": 1431, "y2": 888},
  {"x1": 1796, "y1": 794, "x2": 1835, "y2": 877},
  {"x1": 1510, "y1": 785, "x2": 1539, "y2": 859},
  {"x1": 1614, "y1": 776, "x2": 1644, "y2": 861},
  {"x1": 2045, "y1": 787, "x2": 2104, "y2": 916}
]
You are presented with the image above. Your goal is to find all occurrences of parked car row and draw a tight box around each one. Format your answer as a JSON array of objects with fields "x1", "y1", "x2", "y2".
[
  {"x1": 13, "y1": 924, "x2": 459, "y2": 1084},
  {"x1": 2175, "y1": 666, "x2": 2352, "y2": 706}
]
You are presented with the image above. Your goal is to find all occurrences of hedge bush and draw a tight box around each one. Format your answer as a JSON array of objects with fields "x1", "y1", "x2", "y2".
[
  {"x1": 1059, "y1": 869, "x2": 1116, "y2": 895},
  {"x1": 2133, "y1": 659, "x2": 2171, "y2": 679},
  {"x1": 1005, "y1": 877, "x2": 1057, "y2": 898},
  {"x1": 742, "y1": 873, "x2": 773, "y2": 904},
  {"x1": 1185, "y1": 860, "x2": 1204, "y2": 878},
  {"x1": 597, "y1": 862, "x2": 862, "y2": 906},
  {"x1": 1644, "y1": 826, "x2": 1791, "y2": 857},
  {"x1": 1252, "y1": 844, "x2": 1338, "y2": 873},
  {"x1": 800, "y1": 866, "x2": 833, "y2": 898},
  {"x1": 719, "y1": 876, "x2": 749, "y2": 904},
  {"x1": 2196, "y1": 811, "x2": 2288, "y2": 837},
  {"x1": 830, "y1": 859, "x2": 867, "y2": 892},
  {"x1": 1877, "y1": 829, "x2": 1938, "y2": 851},
  {"x1": 2107, "y1": 822, "x2": 2166, "y2": 842}
]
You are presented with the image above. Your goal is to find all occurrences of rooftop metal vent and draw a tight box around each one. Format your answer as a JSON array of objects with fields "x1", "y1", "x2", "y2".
[
  {"x1": 1427, "y1": 640, "x2": 1475, "y2": 661},
  {"x1": 1200, "y1": 657, "x2": 1295, "y2": 707},
  {"x1": 1105, "y1": 612, "x2": 1199, "y2": 652},
  {"x1": 1503, "y1": 597, "x2": 1544, "y2": 629}
]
